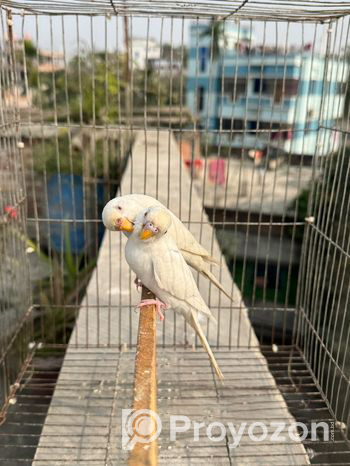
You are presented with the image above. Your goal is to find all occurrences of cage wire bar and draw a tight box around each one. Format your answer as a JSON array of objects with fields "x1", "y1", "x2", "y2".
[{"x1": 0, "y1": 0, "x2": 350, "y2": 464}]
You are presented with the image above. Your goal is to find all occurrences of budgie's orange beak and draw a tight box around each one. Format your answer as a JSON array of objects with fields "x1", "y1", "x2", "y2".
[
  {"x1": 139, "y1": 228, "x2": 155, "y2": 240},
  {"x1": 116, "y1": 217, "x2": 134, "y2": 233}
]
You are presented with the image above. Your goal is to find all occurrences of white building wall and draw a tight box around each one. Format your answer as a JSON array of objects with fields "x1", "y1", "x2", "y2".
[{"x1": 131, "y1": 38, "x2": 160, "y2": 69}]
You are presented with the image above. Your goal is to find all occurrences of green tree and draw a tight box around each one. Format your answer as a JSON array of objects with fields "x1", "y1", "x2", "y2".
[
  {"x1": 39, "y1": 51, "x2": 121, "y2": 124},
  {"x1": 161, "y1": 43, "x2": 187, "y2": 67},
  {"x1": 133, "y1": 61, "x2": 184, "y2": 108},
  {"x1": 24, "y1": 39, "x2": 37, "y2": 57},
  {"x1": 200, "y1": 20, "x2": 227, "y2": 59}
]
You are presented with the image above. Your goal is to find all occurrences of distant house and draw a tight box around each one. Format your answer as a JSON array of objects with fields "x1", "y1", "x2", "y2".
[
  {"x1": 131, "y1": 37, "x2": 160, "y2": 69},
  {"x1": 184, "y1": 22, "x2": 347, "y2": 314},
  {"x1": 2, "y1": 37, "x2": 64, "y2": 109},
  {"x1": 186, "y1": 22, "x2": 348, "y2": 158},
  {"x1": 147, "y1": 58, "x2": 182, "y2": 75},
  {"x1": 37, "y1": 49, "x2": 64, "y2": 73}
]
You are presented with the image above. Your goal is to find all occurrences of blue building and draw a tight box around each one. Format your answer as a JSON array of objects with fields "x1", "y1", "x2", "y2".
[{"x1": 186, "y1": 22, "x2": 348, "y2": 157}]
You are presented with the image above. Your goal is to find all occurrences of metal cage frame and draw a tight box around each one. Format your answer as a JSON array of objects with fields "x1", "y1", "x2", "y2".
[{"x1": 1, "y1": 1, "x2": 350, "y2": 464}]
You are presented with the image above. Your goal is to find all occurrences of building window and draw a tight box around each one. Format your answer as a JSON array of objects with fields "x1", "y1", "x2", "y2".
[
  {"x1": 222, "y1": 119, "x2": 244, "y2": 130},
  {"x1": 197, "y1": 86, "x2": 205, "y2": 112},
  {"x1": 252, "y1": 78, "x2": 298, "y2": 102},
  {"x1": 199, "y1": 47, "x2": 207, "y2": 72},
  {"x1": 253, "y1": 78, "x2": 265, "y2": 94},
  {"x1": 247, "y1": 120, "x2": 258, "y2": 134},
  {"x1": 274, "y1": 81, "x2": 284, "y2": 102},
  {"x1": 334, "y1": 81, "x2": 347, "y2": 94},
  {"x1": 233, "y1": 119, "x2": 244, "y2": 130},
  {"x1": 223, "y1": 78, "x2": 247, "y2": 100},
  {"x1": 222, "y1": 119, "x2": 232, "y2": 130},
  {"x1": 283, "y1": 79, "x2": 299, "y2": 97},
  {"x1": 309, "y1": 80, "x2": 318, "y2": 94},
  {"x1": 259, "y1": 121, "x2": 275, "y2": 130}
]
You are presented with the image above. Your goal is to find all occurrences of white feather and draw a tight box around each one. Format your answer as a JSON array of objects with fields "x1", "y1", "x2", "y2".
[
  {"x1": 125, "y1": 207, "x2": 224, "y2": 381},
  {"x1": 103, "y1": 194, "x2": 233, "y2": 301}
]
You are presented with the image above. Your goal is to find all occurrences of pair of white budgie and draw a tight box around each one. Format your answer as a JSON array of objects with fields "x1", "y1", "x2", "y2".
[{"x1": 102, "y1": 194, "x2": 227, "y2": 380}]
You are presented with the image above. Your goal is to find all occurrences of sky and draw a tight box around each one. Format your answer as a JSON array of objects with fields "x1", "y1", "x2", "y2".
[{"x1": 9, "y1": 13, "x2": 339, "y2": 58}]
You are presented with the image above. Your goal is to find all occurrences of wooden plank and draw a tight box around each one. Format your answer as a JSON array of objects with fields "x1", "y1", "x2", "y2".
[{"x1": 129, "y1": 287, "x2": 158, "y2": 466}]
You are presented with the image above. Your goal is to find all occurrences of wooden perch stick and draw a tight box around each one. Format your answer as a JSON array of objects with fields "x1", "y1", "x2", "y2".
[{"x1": 129, "y1": 286, "x2": 158, "y2": 466}]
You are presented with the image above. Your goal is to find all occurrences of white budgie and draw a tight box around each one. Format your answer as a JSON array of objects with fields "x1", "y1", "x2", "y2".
[
  {"x1": 102, "y1": 194, "x2": 233, "y2": 301},
  {"x1": 125, "y1": 205, "x2": 224, "y2": 381}
]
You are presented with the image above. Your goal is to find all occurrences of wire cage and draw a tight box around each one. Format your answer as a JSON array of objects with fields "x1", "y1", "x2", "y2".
[{"x1": 1, "y1": 0, "x2": 350, "y2": 464}]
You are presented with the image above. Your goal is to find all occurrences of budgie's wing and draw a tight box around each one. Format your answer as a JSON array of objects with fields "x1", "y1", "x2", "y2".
[
  {"x1": 128, "y1": 194, "x2": 218, "y2": 264},
  {"x1": 152, "y1": 241, "x2": 214, "y2": 320},
  {"x1": 169, "y1": 215, "x2": 218, "y2": 264}
]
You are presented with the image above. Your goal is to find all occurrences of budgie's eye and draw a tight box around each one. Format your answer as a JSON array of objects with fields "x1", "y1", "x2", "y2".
[{"x1": 117, "y1": 205, "x2": 122, "y2": 211}]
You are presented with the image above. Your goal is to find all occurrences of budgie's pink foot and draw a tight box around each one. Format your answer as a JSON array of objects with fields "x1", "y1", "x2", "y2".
[
  {"x1": 134, "y1": 277, "x2": 142, "y2": 292},
  {"x1": 136, "y1": 299, "x2": 168, "y2": 321}
]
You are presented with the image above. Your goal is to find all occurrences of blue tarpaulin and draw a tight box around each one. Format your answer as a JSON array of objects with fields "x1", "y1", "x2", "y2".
[{"x1": 47, "y1": 174, "x2": 105, "y2": 253}]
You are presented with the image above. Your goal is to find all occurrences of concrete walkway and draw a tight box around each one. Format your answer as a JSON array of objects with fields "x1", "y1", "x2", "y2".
[{"x1": 34, "y1": 131, "x2": 309, "y2": 465}]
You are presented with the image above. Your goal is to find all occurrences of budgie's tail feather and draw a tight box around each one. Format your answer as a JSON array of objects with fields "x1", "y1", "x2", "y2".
[
  {"x1": 190, "y1": 312, "x2": 224, "y2": 382},
  {"x1": 197, "y1": 309, "x2": 217, "y2": 326},
  {"x1": 203, "y1": 254, "x2": 220, "y2": 266},
  {"x1": 202, "y1": 269, "x2": 234, "y2": 303}
]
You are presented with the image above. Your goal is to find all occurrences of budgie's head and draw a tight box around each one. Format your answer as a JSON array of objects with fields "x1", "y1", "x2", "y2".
[
  {"x1": 102, "y1": 195, "x2": 140, "y2": 234},
  {"x1": 137, "y1": 206, "x2": 172, "y2": 241}
]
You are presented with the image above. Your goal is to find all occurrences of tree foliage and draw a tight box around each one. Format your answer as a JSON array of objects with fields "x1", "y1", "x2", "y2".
[
  {"x1": 37, "y1": 51, "x2": 121, "y2": 124},
  {"x1": 25, "y1": 42, "x2": 184, "y2": 124},
  {"x1": 200, "y1": 20, "x2": 227, "y2": 59}
]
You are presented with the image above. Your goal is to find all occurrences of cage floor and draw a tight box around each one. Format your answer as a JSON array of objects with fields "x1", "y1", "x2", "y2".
[{"x1": 1, "y1": 346, "x2": 350, "y2": 465}]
